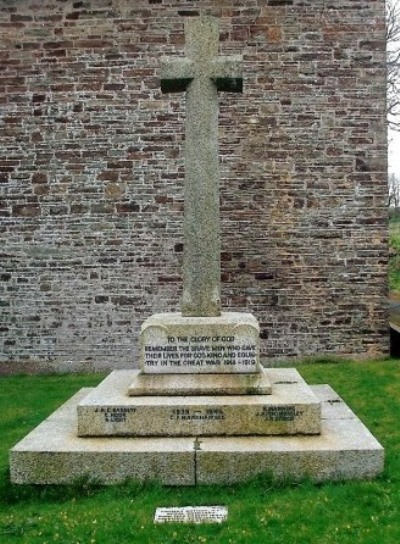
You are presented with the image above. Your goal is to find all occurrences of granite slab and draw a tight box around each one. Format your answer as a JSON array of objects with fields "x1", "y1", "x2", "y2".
[{"x1": 9, "y1": 384, "x2": 384, "y2": 485}]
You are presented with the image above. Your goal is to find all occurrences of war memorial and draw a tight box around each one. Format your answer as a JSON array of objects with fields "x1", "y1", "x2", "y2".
[{"x1": 10, "y1": 16, "x2": 384, "y2": 485}]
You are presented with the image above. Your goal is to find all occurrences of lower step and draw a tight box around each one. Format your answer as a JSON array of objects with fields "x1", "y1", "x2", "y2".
[
  {"x1": 77, "y1": 369, "x2": 321, "y2": 437},
  {"x1": 9, "y1": 385, "x2": 384, "y2": 485}
]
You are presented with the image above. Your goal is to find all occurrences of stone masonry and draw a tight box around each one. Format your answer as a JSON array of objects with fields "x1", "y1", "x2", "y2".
[{"x1": 0, "y1": 0, "x2": 388, "y2": 370}]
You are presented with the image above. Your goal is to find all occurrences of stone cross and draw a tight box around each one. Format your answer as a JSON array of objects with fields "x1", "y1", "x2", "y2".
[{"x1": 160, "y1": 16, "x2": 243, "y2": 317}]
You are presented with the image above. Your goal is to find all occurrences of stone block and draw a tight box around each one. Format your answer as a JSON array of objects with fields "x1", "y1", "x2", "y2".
[
  {"x1": 9, "y1": 384, "x2": 384, "y2": 485},
  {"x1": 10, "y1": 389, "x2": 195, "y2": 486},
  {"x1": 195, "y1": 385, "x2": 384, "y2": 484},
  {"x1": 140, "y1": 312, "x2": 260, "y2": 374},
  {"x1": 77, "y1": 369, "x2": 320, "y2": 437},
  {"x1": 128, "y1": 368, "x2": 272, "y2": 396}
]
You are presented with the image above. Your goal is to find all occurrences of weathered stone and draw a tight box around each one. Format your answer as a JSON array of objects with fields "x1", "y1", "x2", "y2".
[
  {"x1": 0, "y1": 1, "x2": 388, "y2": 369},
  {"x1": 128, "y1": 368, "x2": 272, "y2": 396},
  {"x1": 196, "y1": 385, "x2": 385, "y2": 484},
  {"x1": 140, "y1": 312, "x2": 260, "y2": 374},
  {"x1": 10, "y1": 384, "x2": 384, "y2": 485},
  {"x1": 77, "y1": 369, "x2": 320, "y2": 437},
  {"x1": 12, "y1": 204, "x2": 40, "y2": 217},
  {"x1": 161, "y1": 16, "x2": 242, "y2": 317},
  {"x1": 10, "y1": 389, "x2": 195, "y2": 486}
]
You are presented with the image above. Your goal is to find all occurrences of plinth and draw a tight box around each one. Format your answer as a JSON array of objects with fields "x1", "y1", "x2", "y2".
[
  {"x1": 9, "y1": 312, "x2": 384, "y2": 484},
  {"x1": 77, "y1": 369, "x2": 321, "y2": 437},
  {"x1": 10, "y1": 370, "x2": 384, "y2": 485}
]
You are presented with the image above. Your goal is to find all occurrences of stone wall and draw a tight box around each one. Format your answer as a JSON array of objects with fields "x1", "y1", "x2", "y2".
[{"x1": 0, "y1": 0, "x2": 388, "y2": 371}]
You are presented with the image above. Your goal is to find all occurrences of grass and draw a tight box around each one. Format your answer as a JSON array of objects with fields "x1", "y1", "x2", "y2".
[
  {"x1": 1, "y1": 361, "x2": 400, "y2": 543},
  {"x1": 389, "y1": 220, "x2": 400, "y2": 292}
]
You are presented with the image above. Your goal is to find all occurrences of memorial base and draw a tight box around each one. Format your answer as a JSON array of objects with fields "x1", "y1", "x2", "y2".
[
  {"x1": 128, "y1": 368, "x2": 272, "y2": 396},
  {"x1": 10, "y1": 377, "x2": 384, "y2": 485},
  {"x1": 77, "y1": 369, "x2": 320, "y2": 437}
]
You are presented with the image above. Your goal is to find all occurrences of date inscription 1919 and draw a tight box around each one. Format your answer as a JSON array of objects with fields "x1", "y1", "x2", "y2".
[{"x1": 144, "y1": 335, "x2": 256, "y2": 369}]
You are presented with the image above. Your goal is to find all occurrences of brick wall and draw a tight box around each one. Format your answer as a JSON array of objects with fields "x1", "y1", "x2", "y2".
[{"x1": 0, "y1": 0, "x2": 389, "y2": 371}]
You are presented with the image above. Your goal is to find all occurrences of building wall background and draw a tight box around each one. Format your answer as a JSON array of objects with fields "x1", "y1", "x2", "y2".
[{"x1": 0, "y1": 0, "x2": 388, "y2": 370}]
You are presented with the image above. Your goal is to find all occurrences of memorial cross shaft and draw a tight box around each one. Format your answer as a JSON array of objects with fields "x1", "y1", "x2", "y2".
[{"x1": 161, "y1": 17, "x2": 243, "y2": 317}]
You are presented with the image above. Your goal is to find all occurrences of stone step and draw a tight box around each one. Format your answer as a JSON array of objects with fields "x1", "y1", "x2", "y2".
[
  {"x1": 128, "y1": 368, "x2": 272, "y2": 396},
  {"x1": 77, "y1": 369, "x2": 321, "y2": 437},
  {"x1": 10, "y1": 385, "x2": 384, "y2": 485}
]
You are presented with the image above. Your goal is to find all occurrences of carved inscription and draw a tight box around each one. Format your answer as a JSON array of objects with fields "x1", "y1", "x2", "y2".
[
  {"x1": 155, "y1": 506, "x2": 228, "y2": 524},
  {"x1": 257, "y1": 406, "x2": 302, "y2": 422},
  {"x1": 94, "y1": 406, "x2": 137, "y2": 424},
  {"x1": 170, "y1": 408, "x2": 225, "y2": 421},
  {"x1": 144, "y1": 335, "x2": 257, "y2": 370}
]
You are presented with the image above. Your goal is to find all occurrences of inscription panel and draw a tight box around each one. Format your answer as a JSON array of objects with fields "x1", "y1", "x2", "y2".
[
  {"x1": 155, "y1": 506, "x2": 228, "y2": 524},
  {"x1": 170, "y1": 408, "x2": 225, "y2": 421},
  {"x1": 94, "y1": 406, "x2": 137, "y2": 424},
  {"x1": 79, "y1": 400, "x2": 318, "y2": 436},
  {"x1": 145, "y1": 336, "x2": 256, "y2": 371},
  {"x1": 140, "y1": 313, "x2": 260, "y2": 374},
  {"x1": 257, "y1": 406, "x2": 302, "y2": 422}
]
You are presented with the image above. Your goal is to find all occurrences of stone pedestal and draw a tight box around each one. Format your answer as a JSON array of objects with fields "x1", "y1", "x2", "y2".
[
  {"x1": 10, "y1": 373, "x2": 384, "y2": 485},
  {"x1": 8, "y1": 314, "x2": 385, "y2": 484},
  {"x1": 128, "y1": 369, "x2": 272, "y2": 396},
  {"x1": 140, "y1": 312, "x2": 261, "y2": 374},
  {"x1": 8, "y1": 316, "x2": 385, "y2": 484},
  {"x1": 77, "y1": 369, "x2": 320, "y2": 437}
]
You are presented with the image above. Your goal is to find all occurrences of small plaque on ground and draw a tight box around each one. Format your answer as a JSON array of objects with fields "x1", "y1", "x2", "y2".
[{"x1": 154, "y1": 506, "x2": 228, "y2": 524}]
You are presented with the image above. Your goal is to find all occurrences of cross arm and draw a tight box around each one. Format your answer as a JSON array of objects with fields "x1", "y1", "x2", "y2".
[
  {"x1": 160, "y1": 57, "x2": 193, "y2": 93},
  {"x1": 211, "y1": 55, "x2": 243, "y2": 92}
]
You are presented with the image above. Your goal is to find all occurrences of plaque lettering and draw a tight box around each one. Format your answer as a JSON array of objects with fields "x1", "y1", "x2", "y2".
[
  {"x1": 257, "y1": 406, "x2": 302, "y2": 422},
  {"x1": 144, "y1": 334, "x2": 257, "y2": 371}
]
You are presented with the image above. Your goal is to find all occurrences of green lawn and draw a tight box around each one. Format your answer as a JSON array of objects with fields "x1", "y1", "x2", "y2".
[
  {"x1": 390, "y1": 220, "x2": 400, "y2": 292},
  {"x1": 1, "y1": 361, "x2": 400, "y2": 543}
]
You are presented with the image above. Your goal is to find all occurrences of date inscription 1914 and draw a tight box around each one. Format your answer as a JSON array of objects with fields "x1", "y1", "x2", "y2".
[
  {"x1": 170, "y1": 408, "x2": 225, "y2": 421},
  {"x1": 144, "y1": 335, "x2": 256, "y2": 369}
]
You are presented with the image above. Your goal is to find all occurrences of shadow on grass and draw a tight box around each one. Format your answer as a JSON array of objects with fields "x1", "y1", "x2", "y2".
[
  {"x1": 0, "y1": 467, "x2": 174, "y2": 506},
  {"x1": 0, "y1": 465, "x2": 324, "y2": 506},
  {"x1": 0, "y1": 470, "x2": 117, "y2": 505}
]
